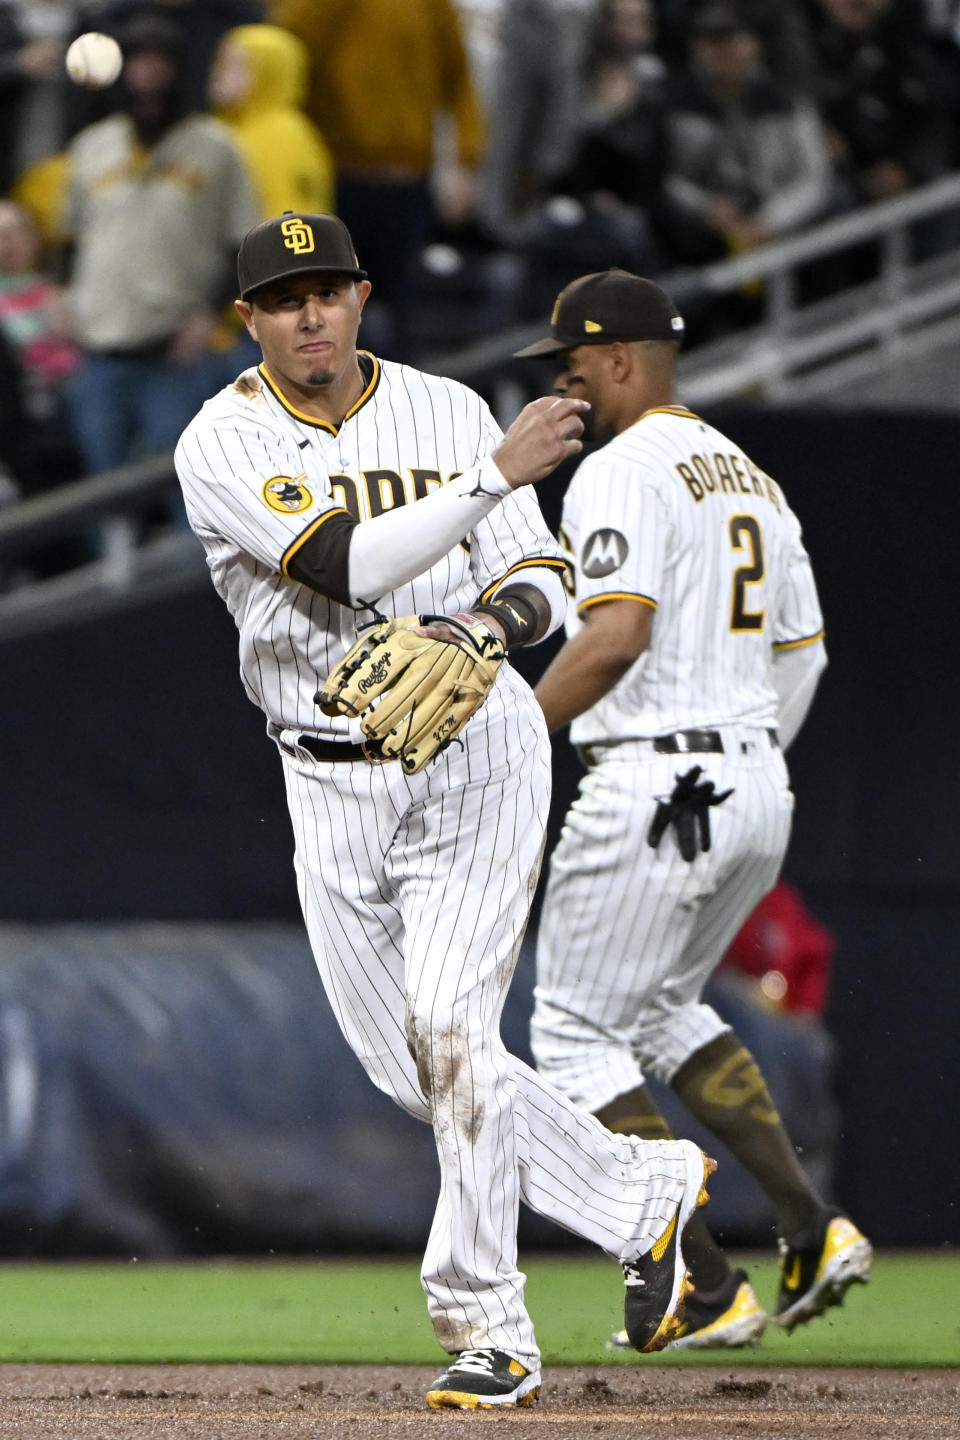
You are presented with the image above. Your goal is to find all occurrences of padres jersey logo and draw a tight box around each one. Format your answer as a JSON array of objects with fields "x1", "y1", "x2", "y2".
[
  {"x1": 581, "y1": 528, "x2": 629, "y2": 578},
  {"x1": 263, "y1": 474, "x2": 313, "y2": 514},
  {"x1": 281, "y1": 217, "x2": 315, "y2": 255}
]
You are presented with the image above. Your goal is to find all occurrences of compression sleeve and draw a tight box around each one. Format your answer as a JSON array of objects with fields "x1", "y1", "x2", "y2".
[
  {"x1": 772, "y1": 637, "x2": 827, "y2": 751},
  {"x1": 347, "y1": 455, "x2": 512, "y2": 602},
  {"x1": 282, "y1": 455, "x2": 514, "y2": 605}
]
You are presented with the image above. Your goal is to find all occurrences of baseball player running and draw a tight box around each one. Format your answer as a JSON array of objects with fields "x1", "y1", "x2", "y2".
[
  {"x1": 174, "y1": 215, "x2": 716, "y2": 1409},
  {"x1": 518, "y1": 270, "x2": 872, "y2": 1350}
]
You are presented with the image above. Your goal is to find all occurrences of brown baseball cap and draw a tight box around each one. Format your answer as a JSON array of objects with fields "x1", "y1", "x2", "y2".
[
  {"x1": 237, "y1": 211, "x2": 367, "y2": 300},
  {"x1": 513, "y1": 269, "x2": 684, "y2": 357}
]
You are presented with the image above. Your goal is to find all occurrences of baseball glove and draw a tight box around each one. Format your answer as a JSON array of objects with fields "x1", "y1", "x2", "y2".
[{"x1": 315, "y1": 613, "x2": 506, "y2": 774}]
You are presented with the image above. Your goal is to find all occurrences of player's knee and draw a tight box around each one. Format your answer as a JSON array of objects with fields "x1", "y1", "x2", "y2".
[
  {"x1": 632, "y1": 1004, "x2": 731, "y2": 1085},
  {"x1": 404, "y1": 1003, "x2": 469, "y2": 1103}
]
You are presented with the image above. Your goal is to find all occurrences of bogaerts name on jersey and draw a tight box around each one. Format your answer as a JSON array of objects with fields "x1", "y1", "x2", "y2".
[{"x1": 676, "y1": 451, "x2": 782, "y2": 512}]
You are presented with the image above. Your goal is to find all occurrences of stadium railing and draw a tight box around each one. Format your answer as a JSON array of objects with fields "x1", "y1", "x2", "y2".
[
  {"x1": 1, "y1": 171, "x2": 960, "y2": 639},
  {"x1": 430, "y1": 170, "x2": 960, "y2": 416}
]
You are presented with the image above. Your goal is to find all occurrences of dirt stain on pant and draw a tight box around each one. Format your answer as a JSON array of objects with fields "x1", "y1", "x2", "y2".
[{"x1": 406, "y1": 1013, "x2": 485, "y2": 1144}]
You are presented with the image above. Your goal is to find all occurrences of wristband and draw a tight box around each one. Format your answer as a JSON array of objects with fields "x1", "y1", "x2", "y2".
[{"x1": 474, "y1": 592, "x2": 539, "y2": 649}]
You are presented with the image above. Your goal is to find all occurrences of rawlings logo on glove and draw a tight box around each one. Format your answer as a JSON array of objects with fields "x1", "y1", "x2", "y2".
[{"x1": 315, "y1": 613, "x2": 506, "y2": 774}]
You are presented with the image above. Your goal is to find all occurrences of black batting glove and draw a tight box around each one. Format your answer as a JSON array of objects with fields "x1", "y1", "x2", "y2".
[{"x1": 647, "y1": 765, "x2": 734, "y2": 862}]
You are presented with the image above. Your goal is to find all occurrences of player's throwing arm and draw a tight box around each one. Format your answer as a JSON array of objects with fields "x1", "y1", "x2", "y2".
[{"x1": 312, "y1": 396, "x2": 588, "y2": 771}]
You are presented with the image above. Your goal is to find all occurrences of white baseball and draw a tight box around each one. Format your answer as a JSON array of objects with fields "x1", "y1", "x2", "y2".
[{"x1": 65, "y1": 32, "x2": 123, "y2": 89}]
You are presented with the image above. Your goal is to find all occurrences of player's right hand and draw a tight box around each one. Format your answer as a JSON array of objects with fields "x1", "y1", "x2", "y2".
[{"x1": 492, "y1": 397, "x2": 590, "y2": 488}]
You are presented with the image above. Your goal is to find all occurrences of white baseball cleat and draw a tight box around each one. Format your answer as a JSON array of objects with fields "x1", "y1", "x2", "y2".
[
  {"x1": 426, "y1": 1349, "x2": 541, "y2": 1409},
  {"x1": 773, "y1": 1213, "x2": 873, "y2": 1331}
]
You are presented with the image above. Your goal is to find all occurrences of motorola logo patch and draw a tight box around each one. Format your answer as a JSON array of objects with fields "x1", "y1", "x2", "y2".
[{"x1": 581, "y1": 528, "x2": 629, "y2": 578}]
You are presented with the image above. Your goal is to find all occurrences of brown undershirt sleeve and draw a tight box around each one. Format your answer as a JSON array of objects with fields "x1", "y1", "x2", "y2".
[{"x1": 281, "y1": 508, "x2": 357, "y2": 606}]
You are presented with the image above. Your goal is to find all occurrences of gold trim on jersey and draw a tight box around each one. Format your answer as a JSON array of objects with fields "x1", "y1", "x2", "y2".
[
  {"x1": 577, "y1": 591, "x2": 657, "y2": 615},
  {"x1": 478, "y1": 556, "x2": 569, "y2": 603},
  {"x1": 281, "y1": 505, "x2": 352, "y2": 576},
  {"x1": 259, "y1": 352, "x2": 381, "y2": 433},
  {"x1": 637, "y1": 405, "x2": 700, "y2": 422},
  {"x1": 772, "y1": 629, "x2": 825, "y2": 651}
]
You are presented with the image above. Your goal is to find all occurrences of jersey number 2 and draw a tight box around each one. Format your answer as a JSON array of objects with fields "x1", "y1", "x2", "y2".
[{"x1": 729, "y1": 515, "x2": 765, "y2": 631}]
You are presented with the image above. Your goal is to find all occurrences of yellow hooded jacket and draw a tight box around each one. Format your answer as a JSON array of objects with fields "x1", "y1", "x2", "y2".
[
  {"x1": 212, "y1": 24, "x2": 335, "y2": 219},
  {"x1": 270, "y1": 0, "x2": 485, "y2": 175}
]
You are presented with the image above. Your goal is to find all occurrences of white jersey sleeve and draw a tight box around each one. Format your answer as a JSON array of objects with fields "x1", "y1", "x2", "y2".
[
  {"x1": 772, "y1": 511, "x2": 824, "y2": 650},
  {"x1": 565, "y1": 450, "x2": 670, "y2": 617},
  {"x1": 471, "y1": 491, "x2": 570, "y2": 601},
  {"x1": 176, "y1": 392, "x2": 342, "y2": 572}
]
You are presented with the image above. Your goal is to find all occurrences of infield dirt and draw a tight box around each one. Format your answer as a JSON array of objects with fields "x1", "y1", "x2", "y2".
[{"x1": 0, "y1": 1363, "x2": 955, "y2": 1439}]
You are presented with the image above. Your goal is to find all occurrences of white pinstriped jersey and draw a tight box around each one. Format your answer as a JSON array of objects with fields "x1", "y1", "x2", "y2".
[
  {"x1": 174, "y1": 354, "x2": 565, "y2": 738},
  {"x1": 561, "y1": 405, "x2": 823, "y2": 745},
  {"x1": 175, "y1": 351, "x2": 706, "y2": 1368}
]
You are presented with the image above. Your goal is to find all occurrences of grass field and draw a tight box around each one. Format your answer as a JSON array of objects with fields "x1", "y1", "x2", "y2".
[{"x1": 0, "y1": 1251, "x2": 954, "y2": 1367}]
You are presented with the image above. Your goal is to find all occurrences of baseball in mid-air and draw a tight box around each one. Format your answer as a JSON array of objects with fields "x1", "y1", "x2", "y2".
[{"x1": 65, "y1": 32, "x2": 123, "y2": 88}]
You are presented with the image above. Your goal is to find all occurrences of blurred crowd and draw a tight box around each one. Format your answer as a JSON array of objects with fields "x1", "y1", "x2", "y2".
[{"x1": 0, "y1": 0, "x2": 959, "y2": 517}]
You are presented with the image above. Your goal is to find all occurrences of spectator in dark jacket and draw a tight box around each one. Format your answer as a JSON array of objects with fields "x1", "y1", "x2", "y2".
[
  {"x1": 802, "y1": 0, "x2": 953, "y2": 207},
  {"x1": 535, "y1": 0, "x2": 672, "y2": 283},
  {"x1": 660, "y1": 2, "x2": 831, "y2": 266},
  {"x1": 562, "y1": 0, "x2": 670, "y2": 218},
  {"x1": 657, "y1": 0, "x2": 820, "y2": 96},
  {"x1": 0, "y1": 0, "x2": 81, "y2": 195}
]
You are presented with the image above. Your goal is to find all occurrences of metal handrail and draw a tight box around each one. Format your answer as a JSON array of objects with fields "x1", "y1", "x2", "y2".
[
  {"x1": 694, "y1": 171, "x2": 960, "y2": 291},
  {"x1": 0, "y1": 452, "x2": 177, "y2": 557},
  {"x1": 424, "y1": 172, "x2": 960, "y2": 403}
]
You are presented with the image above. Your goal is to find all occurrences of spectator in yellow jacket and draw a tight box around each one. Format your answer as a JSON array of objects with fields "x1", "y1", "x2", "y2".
[
  {"x1": 270, "y1": 0, "x2": 486, "y2": 355},
  {"x1": 208, "y1": 23, "x2": 335, "y2": 218}
]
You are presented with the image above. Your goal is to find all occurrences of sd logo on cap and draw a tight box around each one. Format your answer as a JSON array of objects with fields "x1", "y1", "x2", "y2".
[{"x1": 238, "y1": 211, "x2": 367, "y2": 300}]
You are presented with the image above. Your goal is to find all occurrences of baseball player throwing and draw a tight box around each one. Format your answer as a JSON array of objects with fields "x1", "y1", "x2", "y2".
[
  {"x1": 174, "y1": 215, "x2": 716, "y2": 1408},
  {"x1": 518, "y1": 269, "x2": 872, "y2": 1349}
]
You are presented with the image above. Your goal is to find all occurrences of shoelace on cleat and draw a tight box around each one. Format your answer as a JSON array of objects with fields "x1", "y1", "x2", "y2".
[
  {"x1": 623, "y1": 1263, "x2": 647, "y2": 1288},
  {"x1": 450, "y1": 1350, "x2": 499, "y2": 1376}
]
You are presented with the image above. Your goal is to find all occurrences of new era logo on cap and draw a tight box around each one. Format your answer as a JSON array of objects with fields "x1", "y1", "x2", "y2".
[
  {"x1": 515, "y1": 269, "x2": 684, "y2": 357},
  {"x1": 237, "y1": 211, "x2": 367, "y2": 300}
]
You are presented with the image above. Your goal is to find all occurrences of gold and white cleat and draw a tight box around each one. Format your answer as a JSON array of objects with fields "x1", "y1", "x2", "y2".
[{"x1": 773, "y1": 1214, "x2": 873, "y2": 1331}]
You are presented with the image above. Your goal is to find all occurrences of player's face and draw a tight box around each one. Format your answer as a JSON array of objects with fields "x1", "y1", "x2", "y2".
[
  {"x1": 552, "y1": 345, "x2": 615, "y2": 439},
  {"x1": 238, "y1": 273, "x2": 372, "y2": 394}
]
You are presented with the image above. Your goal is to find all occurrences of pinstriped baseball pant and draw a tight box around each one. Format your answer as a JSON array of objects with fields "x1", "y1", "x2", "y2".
[
  {"x1": 280, "y1": 668, "x2": 696, "y2": 1366},
  {"x1": 532, "y1": 732, "x2": 794, "y2": 1108}
]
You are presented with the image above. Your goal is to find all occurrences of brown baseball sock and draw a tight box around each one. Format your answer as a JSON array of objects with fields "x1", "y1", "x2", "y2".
[
  {"x1": 670, "y1": 1031, "x2": 826, "y2": 1245},
  {"x1": 595, "y1": 1086, "x2": 733, "y2": 1294}
]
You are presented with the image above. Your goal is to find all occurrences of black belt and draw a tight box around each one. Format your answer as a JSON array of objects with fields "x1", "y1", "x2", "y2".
[
  {"x1": 653, "y1": 728, "x2": 725, "y2": 754},
  {"x1": 581, "y1": 728, "x2": 779, "y2": 766},
  {"x1": 295, "y1": 734, "x2": 368, "y2": 762},
  {"x1": 654, "y1": 728, "x2": 779, "y2": 753}
]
